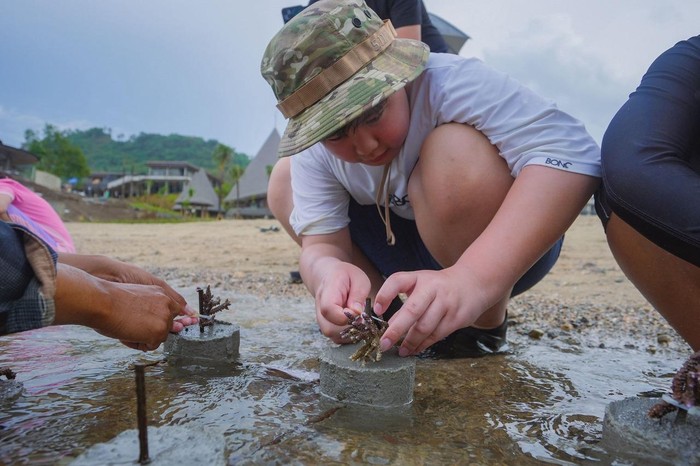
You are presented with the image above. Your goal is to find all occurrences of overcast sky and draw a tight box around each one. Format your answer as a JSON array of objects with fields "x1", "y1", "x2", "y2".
[{"x1": 1, "y1": 1, "x2": 697, "y2": 158}]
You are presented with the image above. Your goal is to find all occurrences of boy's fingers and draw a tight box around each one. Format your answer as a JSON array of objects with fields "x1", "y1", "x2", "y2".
[
  {"x1": 381, "y1": 287, "x2": 440, "y2": 355},
  {"x1": 374, "y1": 273, "x2": 412, "y2": 316},
  {"x1": 379, "y1": 297, "x2": 422, "y2": 352}
]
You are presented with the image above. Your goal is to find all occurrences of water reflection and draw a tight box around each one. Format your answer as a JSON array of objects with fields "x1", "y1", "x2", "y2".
[{"x1": 0, "y1": 293, "x2": 686, "y2": 465}]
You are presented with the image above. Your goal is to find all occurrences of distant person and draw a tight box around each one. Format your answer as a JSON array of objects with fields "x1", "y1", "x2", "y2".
[
  {"x1": 0, "y1": 177, "x2": 76, "y2": 253},
  {"x1": 264, "y1": 0, "x2": 600, "y2": 358},
  {"x1": 1, "y1": 193, "x2": 197, "y2": 350},
  {"x1": 595, "y1": 35, "x2": 700, "y2": 351},
  {"x1": 306, "y1": 0, "x2": 450, "y2": 52}
]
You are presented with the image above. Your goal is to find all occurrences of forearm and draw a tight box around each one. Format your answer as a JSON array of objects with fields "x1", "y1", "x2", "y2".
[
  {"x1": 53, "y1": 262, "x2": 178, "y2": 349},
  {"x1": 52, "y1": 263, "x2": 111, "y2": 327},
  {"x1": 58, "y1": 253, "x2": 120, "y2": 280},
  {"x1": 394, "y1": 25, "x2": 421, "y2": 41}
]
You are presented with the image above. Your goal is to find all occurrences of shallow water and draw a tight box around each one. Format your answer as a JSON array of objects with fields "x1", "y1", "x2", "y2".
[{"x1": 0, "y1": 290, "x2": 687, "y2": 465}]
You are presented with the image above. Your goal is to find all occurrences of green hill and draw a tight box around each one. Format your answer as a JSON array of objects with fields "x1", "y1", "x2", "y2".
[{"x1": 65, "y1": 128, "x2": 250, "y2": 174}]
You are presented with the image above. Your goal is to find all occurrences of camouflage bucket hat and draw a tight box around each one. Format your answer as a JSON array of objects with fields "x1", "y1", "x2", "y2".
[{"x1": 261, "y1": 0, "x2": 429, "y2": 157}]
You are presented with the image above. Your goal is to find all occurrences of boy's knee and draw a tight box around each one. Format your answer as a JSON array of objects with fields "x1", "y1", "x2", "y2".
[
  {"x1": 421, "y1": 123, "x2": 493, "y2": 161},
  {"x1": 409, "y1": 123, "x2": 508, "y2": 214},
  {"x1": 416, "y1": 123, "x2": 502, "y2": 186}
]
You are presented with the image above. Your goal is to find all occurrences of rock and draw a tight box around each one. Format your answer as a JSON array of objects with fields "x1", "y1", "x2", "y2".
[
  {"x1": 602, "y1": 397, "x2": 700, "y2": 465},
  {"x1": 657, "y1": 334, "x2": 672, "y2": 345}
]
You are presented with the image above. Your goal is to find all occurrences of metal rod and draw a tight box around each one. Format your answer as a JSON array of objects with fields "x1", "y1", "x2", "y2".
[
  {"x1": 135, "y1": 363, "x2": 150, "y2": 464},
  {"x1": 198, "y1": 287, "x2": 205, "y2": 333},
  {"x1": 365, "y1": 297, "x2": 374, "y2": 319},
  {"x1": 173, "y1": 313, "x2": 214, "y2": 321}
]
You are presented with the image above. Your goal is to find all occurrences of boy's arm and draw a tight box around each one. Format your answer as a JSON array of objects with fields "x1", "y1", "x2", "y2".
[
  {"x1": 299, "y1": 227, "x2": 371, "y2": 342},
  {"x1": 377, "y1": 166, "x2": 599, "y2": 355}
]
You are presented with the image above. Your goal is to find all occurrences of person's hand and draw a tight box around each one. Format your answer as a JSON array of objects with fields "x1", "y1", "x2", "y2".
[
  {"x1": 58, "y1": 253, "x2": 196, "y2": 318},
  {"x1": 54, "y1": 263, "x2": 190, "y2": 351},
  {"x1": 170, "y1": 313, "x2": 198, "y2": 333},
  {"x1": 373, "y1": 266, "x2": 492, "y2": 356},
  {"x1": 99, "y1": 281, "x2": 182, "y2": 351},
  {"x1": 312, "y1": 261, "x2": 371, "y2": 343}
]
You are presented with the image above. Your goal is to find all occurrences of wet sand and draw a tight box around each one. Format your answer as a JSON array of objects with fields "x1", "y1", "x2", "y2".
[{"x1": 65, "y1": 215, "x2": 691, "y2": 354}]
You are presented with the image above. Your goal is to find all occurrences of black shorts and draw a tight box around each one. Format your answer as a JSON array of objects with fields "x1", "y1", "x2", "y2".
[
  {"x1": 595, "y1": 35, "x2": 700, "y2": 267},
  {"x1": 347, "y1": 198, "x2": 562, "y2": 297}
]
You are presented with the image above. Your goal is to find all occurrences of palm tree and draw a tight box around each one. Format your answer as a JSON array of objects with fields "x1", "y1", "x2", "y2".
[
  {"x1": 229, "y1": 164, "x2": 244, "y2": 217},
  {"x1": 212, "y1": 144, "x2": 233, "y2": 212}
]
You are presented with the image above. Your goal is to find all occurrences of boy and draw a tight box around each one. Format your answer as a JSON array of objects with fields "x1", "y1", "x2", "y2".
[{"x1": 263, "y1": 0, "x2": 600, "y2": 358}]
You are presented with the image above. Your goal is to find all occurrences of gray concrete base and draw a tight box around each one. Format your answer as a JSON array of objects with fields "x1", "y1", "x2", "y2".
[
  {"x1": 70, "y1": 425, "x2": 226, "y2": 465},
  {"x1": 0, "y1": 379, "x2": 23, "y2": 404},
  {"x1": 164, "y1": 321, "x2": 240, "y2": 365},
  {"x1": 319, "y1": 344, "x2": 415, "y2": 408},
  {"x1": 602, "y1": 397, "x2": 700, "y2": 465},
  {"x1": 317, "y1": 398, "x2": 414, "y2": 431}
]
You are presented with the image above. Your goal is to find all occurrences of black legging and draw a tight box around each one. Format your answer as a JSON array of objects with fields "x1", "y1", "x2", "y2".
[{"x1": 596, "y1": 35, "x2": 700, "y2": 267}]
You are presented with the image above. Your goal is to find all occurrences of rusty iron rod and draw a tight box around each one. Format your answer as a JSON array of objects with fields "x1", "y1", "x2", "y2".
[
  {"x1": 198, "y1": 287, "x2": 205, "y2": 333},
  {"x1": 135, "y1": 363, "x2": 150, "y2": 464}
]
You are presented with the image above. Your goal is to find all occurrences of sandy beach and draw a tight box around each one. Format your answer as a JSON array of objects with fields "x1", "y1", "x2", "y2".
[{"x1": 66, "y1": 215, "x2": 691, "y2": 354}]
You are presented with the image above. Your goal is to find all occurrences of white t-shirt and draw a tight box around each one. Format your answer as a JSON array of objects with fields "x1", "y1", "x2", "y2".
[{"x1": 290, "y1": 53, "x2": 601, "y2": 236}]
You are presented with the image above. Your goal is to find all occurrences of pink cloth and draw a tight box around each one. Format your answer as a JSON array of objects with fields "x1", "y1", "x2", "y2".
[{"x1": 0, "y1": 179, "x2": 76, "y2": 253}]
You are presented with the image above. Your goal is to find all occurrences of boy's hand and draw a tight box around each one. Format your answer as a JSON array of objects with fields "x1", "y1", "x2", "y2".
[
  {"x1": 374, "y1": 266, "x2": 491, "y2": 356},
  {"x1": 313, "y1": 262, "x2": 370, "y2": 343}
]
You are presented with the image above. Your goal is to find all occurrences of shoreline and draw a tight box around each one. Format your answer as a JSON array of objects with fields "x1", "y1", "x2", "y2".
[{"x1": 65, "y1": 215, "x2": 692, "y2": 355}]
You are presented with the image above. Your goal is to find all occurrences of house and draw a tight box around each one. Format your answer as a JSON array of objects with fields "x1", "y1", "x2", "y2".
[
  {"x1": 224, "y1": 129, "x2": 280, "y2": 218},
  {"x1": 0, "y1": 140, "x2": 38, "y2": 177},
  {"x1": 86, "y1": 172, "x2": 122, "y2": 197},
  {"x1": 0, "y1": 140, "x2": 63, "y2": 191},
  {"x1": 173, "y1": 168, "x2": 220, "y2": 217},
  {"x1": 105, "y1": 161, "x2": 221, "y2": 198}
]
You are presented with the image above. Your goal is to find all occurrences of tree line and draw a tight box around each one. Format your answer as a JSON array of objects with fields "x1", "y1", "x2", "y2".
[{"x1": 22, "y1": 125, "x2": 250, "y2": 192}]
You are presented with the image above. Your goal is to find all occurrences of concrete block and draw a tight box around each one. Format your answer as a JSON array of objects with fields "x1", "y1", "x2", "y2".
[
  {"x1": 164, "y1": 321, "x2": 240, "y2": 366},
  {"x1": 602, "y1": 397, "x2": 700, "y2": 465},
  {"x1": 319, "y1": 344, "x2": 415, "y2": 408}
]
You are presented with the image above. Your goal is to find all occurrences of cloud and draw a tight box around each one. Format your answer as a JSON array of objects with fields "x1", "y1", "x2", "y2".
[
  {"x1": 481, "y1": 15, "x2": 634, "y2": 144},
  {"x1": 0, "y1": 106, "x2": 46, "y2": 146},
  {"x1": 0, "y1": 105, "x2": 123, "y2": 146}
]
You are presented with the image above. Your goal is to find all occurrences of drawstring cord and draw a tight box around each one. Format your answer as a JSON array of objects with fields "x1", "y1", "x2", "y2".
[{"x1": 375, "y1": 163, "x2": 395, "y2": 246}]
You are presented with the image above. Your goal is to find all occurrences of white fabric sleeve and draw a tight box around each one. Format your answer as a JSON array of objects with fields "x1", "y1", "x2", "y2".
[
  {"x1": 289, "y1": 147, "x2": 351, "y2": 236},
  {"x1": 431, "y1": 57, "x2": 601, "y2": 178}
]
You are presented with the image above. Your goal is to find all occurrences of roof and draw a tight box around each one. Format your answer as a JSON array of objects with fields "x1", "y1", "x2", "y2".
[
  {"x1": 173, "y1": 168, "x2": 220, "y2": 210},
  {"x1": 224, "y1": 129, "x2": 280, "y2": 203},
  {"x1": 147, "y1": 160, "x2": 201, "y2": 171},
  {"x1": 0, "y1": 141, "x2": 39, "y2": 165}
]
